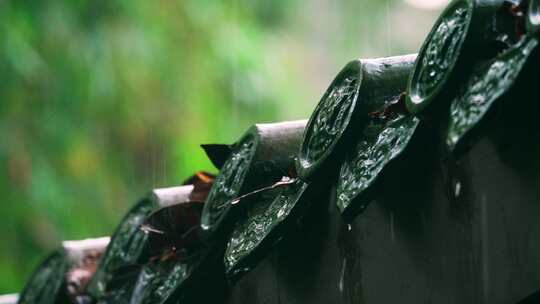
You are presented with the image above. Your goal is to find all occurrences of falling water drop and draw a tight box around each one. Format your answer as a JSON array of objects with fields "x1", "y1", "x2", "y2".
[
  {"x1": 338, "y1": 257, "x2": 347, "y2": 293},
  {"x1": 480, "y1": 194, "x2": 489, "y2": 302},
  {"x1": 454, "y1": 181, "x2": 462, "y2": 198},
  {"x1": 347, "y1": 224, "x2": 352, "y2": 232},
  {"x1": 390, "y1": 211, "x2": 395, "y2": 242},
  {"x1": 386, "y1": 2, "x2": 392, "y2": 56}
]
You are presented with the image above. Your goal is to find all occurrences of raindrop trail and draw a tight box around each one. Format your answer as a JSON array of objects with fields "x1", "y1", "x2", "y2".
[
  {"x1": 390, "y1": 211, "x2": 395, "y2": 242},
  {"x1": 339, "y1": 257, "x2": 347, "y2": 293},
  {"x1": 386, "y1": 1, "x2": 392, "y2": 56},
  {"x1": 481, "y1": 194, "x2": 489, "y2": 303},
  {"x1": 231, "y1": 0, "x2": 240, "y2": 131},
  {"x1": 454, "y1": 180, "x2": 462, "y2": 198}
]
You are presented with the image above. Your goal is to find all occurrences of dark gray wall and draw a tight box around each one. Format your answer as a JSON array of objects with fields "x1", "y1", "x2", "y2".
[{"x1": 224, "y1": 93, "x2": 540, "y2": 304}]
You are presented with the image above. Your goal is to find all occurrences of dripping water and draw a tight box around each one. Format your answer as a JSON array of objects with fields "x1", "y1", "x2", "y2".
[
  {"x1": 390, "y1": 211, "x2": 395, "y2": 242},
  {"x1": 338, "y1": 257, "x2": 347, "y2": 293},
  {"x1": 480, "y1": 194, "x2": 489, "y2": 303},
  {"x1": 231, "y1": 0, "x2": 240, "y2": 131},
  {"x1": 454, "y1": 181, "x2": 462, "y2": 198},
  {"x1": 386, "y1": 1, "x2": 392, "y2": 56},
  {"x1": 444, "y1": 153, "x2": 465, "y2": 202}
]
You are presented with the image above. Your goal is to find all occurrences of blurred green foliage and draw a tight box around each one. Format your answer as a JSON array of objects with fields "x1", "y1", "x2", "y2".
[{"x1": 0, "y1": 0, "x2": 441, "y2": 292}]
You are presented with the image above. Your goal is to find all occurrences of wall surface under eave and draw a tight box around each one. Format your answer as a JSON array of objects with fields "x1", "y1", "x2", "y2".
[{"x1": 224, "y1": 92, "x2": 540, "y2": 304}]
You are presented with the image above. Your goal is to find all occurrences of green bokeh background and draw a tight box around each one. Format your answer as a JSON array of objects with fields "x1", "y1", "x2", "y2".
[{"x1": 0, "y1": 0, "x2": 443, "y2": 292}]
